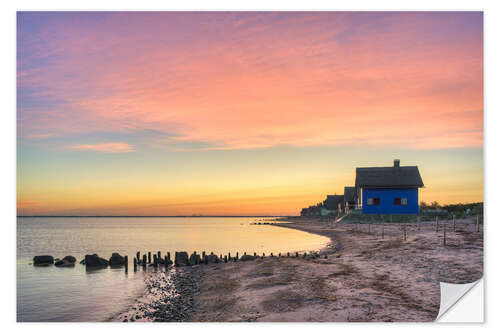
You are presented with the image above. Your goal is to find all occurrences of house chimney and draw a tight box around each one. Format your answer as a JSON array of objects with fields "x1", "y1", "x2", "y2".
[{"x1": 394, "y1": 159, "x2": 400, "y2": 168}]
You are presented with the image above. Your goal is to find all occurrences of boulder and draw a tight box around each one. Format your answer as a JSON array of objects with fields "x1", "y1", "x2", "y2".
[
  {"x1": 33, "y1": 255, "x2": 54, "y2": 266},
  {"x1": 55, "y1": 258, "x2": 75, "y2": 267},
  {"x1": 175, "y1": 251, "x2": 189, "y2": 266},
  {"x1": 240, "y1": 254, "x2": 256, "y2": 261},
  {"x1": 62, "y1": 255, "x2": 77, "y2": 263},
  {"x1": 85, "y1": 254, "x2": 109, "y2": 267},
  {"x1": 109, "y1": 252, "x2": 126, "y2": 266}
]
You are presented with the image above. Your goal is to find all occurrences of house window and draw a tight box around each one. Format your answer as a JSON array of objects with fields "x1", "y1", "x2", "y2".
[
  {"x1": 401, "y1": 197, "x2": 408, "y2": 205},
  {"x1": 373, "y1": 198, "x2": 380, "y2": 205},
  {"x1": 394, "y1": 198, "x2": 401, "y2": 205},
  {"x1": 367, "y1": 198, "x2": 373, "y2": 205}
]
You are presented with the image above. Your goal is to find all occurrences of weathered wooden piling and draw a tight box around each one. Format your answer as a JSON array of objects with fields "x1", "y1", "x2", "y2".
[
  {"x1": 254, "y1": 252, "x2": 257, "y2": 257},
  {"x1": 270, "y1": 252, "x2": 273, "y2": 257},
  {"x1": 228, "y1": 252, "x2": 231, "y2": 260},
  {"x1": 175, "y1": 252, "x2": 178, "y2": 267},
  {"x1": 279, "y1": 253, "x2": 281, "y2": 258},
  {"x1": 133, "y1": 257, "x2": 137, "y2": 271},
  {"x1": 148, "y1": 252, "x2": 151, "y2": 264},
  {"x1": 435, "y1": 216, "x2": 439, "y2": 232},
  {"x1": 296, "y1": 252, "x2": 299, "y2": 257},
  {"x1": 224, "y1": 255, "x2": 228, "y2": 263},
  {"x1": 453, "y1": 214, "x2": 456, "y2": 232},
  {"x1": 142, "y1": 254, "x2": 147, "y2": 267},
  {"x1": 236, "y1": 252, "x2": 239, "y2": 260},
  {"x1": 164, "y1": 255, "x2": 168, "y2": 268},
  {"x1": 167, "y1": 252, "x2": 171, "y2": 264},
  {"x1": 303, "y1": 253, "x2": 307, "y2": 258},
  {"x1": 136, "y1": 251, "x2": 140, "y2": 263},
  {"x1": 443, "y1": 224, "x2": 446, "y2": 246},
  {"x1": 157, "y1": 251, "x2": 161, "y2": 260},
  {"x1": 287, "y1": 252, "x2": 290, "y2": 257},
  {"x1": 124, "y1": 255, "x2": 128, "y2": 271},
  {"x1": 153, "y1": 254, "x2": 158, "y2": 267}
]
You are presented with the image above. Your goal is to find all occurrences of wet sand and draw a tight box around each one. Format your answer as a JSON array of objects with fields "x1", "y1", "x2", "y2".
[{"x1": 114, "y1": 216, "x2": 483, "y2": 322}]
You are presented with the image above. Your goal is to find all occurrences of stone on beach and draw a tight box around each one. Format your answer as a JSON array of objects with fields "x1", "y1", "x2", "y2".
[
  {"x1": 189, "y1": 253, "x2": 201, "y2": 266},
  {"x1": 85, "y1": 254, "x2": 109, "y2": 267},
  {"x1": 33, "y1": 255, "x2": 54, "y2": 266},
  {"x1": 55, "y1": 255, "x2": 77, "y2": 267},
  {"x1": 205, "y1": 253, "x2": 220, "y2": 264}
]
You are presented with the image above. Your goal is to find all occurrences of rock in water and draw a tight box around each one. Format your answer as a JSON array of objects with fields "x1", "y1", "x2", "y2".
[
  {"x1": 54, "y1": 259, "x2": 75, "y2": 267},
  {"x1": 176, "y1": 252, "x2": 189, "y2": 266},
  {"x1": 33, "y1": 255, "x2": 54, "y2": 266},
  {"x1": 62, "y1": 255, "x2": 77, "y2": 263},
  {"x1": 109, "y1": 252, "x2": 126, "y2": 266},
  {"x1": 85, "y1": 254, "x2": 109, "y2": 267}
]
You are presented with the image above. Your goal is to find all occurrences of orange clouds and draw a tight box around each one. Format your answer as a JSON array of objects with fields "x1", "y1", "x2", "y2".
[{"x1": 68, "y1": 142, "x2": 135, "y2": 153}]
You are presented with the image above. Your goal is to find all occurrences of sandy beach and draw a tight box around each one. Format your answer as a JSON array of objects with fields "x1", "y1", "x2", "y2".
[{"x1": 113, "y1": 216, "x2": 483, "y2": 322}]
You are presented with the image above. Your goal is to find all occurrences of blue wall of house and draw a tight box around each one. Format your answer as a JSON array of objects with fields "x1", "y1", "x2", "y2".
[{"x1": 362, "y1": 188, "x2": 419, "y2": 214}]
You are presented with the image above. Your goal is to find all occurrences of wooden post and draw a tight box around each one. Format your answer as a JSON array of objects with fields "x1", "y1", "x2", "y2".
[
  {"x1": 224, "y1": 255, "x2": 228, "y2": 263},
  {"x1": 142, "y1": 254, "x2": 147, "y2": 267},
  {"x1": 164, "y1": 255, "x2": 168, "y2": 268},
  {"x1": 263, "y1": 253, "x2": 265, "y2": 258},
  {"x1": 279, "y1": 253, "x2": 281, "y2": 258},
  {"x1": 417, "y1": 216, "x2": 420, "y2": 231},
  {"x1": 157, "y1": 251, "x2": 161, "y2": 260},
  {"x1": 153, "y1": 254, "x2": 158, "y2": 267},
  {"x1": 296, "y1": 252, "x2": 299, "y2": 257},
  {"x1": 133, "y1": 257, "x2": 137, "y2": 271},
  {"x1": 148, "y1": 252, "x2": 151, "y2": 264},
  {"x1": 270, "y1": 252, "x2": 273, "y2": 257},
  {"x1": 453, "y1": 214, "x2": 456, "y2": 232},
  {"x1": 476, "y1": 215, "x2": 480, "y2": 232},
  {"x1": 228, "y1": 252, "x2": 231, "y2": 260},
  {"x1": 435, "y1": 216, "x2": 439, "y2": 232},
  {"x1": 254, "y1": 252, "x2": 257, "y2": 257},
  {"x1": 236, "y1": 252, "x2": 239, "y2": 260},
  {"x1": 175, "y1": 252, "x2": 178, "y2": 267},
  {"x1": 136, "y1": 251, "x2": 140, "y2": 263},
  {"x1": 124, "y1": 255, "x2": 128, "y2": 272},
  {"x1": 167, "y1": 252, "x2": 171, "y2": 264},
  {"x1": 287, "y1": 252, "x2": 290, "y2": 257},
  {"x1": 443, "y1": 224, "x2": 446, "y2": 246}
]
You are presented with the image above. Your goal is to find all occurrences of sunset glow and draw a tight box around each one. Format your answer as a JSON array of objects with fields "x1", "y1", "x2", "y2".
[{"x1": 17, "y1": 12, "x2": 483, "y2": 216}]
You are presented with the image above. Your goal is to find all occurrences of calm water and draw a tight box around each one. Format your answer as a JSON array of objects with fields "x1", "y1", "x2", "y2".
[{"x1": 17, "y1": 217, "x2": 329, "y2": 322}]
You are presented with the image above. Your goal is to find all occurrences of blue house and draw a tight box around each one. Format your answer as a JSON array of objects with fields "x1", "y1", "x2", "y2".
[{"x1": 355, "y1": 159, "x2": 424, "y2": 214}]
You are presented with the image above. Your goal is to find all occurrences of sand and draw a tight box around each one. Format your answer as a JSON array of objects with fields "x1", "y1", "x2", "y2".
[
  {"x1": 190, "y1": 217, "x2": 483, "y2": 322},
  {"x1": 113, "y1": 216, "x2": 483, "y2": 322}
]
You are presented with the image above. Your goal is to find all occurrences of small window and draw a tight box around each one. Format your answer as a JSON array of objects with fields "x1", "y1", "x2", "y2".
[
  {"x1": 394, "y1": 198, "x2": 401, "y2": 205},
  {"x1": 401, "y1": 197, "x2": 408, "y2": 205},
  {"x1": 367, "y1": 198, "x2": 373, "y2": 205},
  {"x1": 373, "y1": 198, "x2": 380, "y2": 206}
]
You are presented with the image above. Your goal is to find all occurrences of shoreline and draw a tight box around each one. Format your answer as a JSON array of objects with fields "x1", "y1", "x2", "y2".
[{"x1": 114, "y1": 216, "x2": 483, "y2": 322}]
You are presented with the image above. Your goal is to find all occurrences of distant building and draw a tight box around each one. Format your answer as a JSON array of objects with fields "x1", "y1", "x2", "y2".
[
  {"x1": 324, "y1": 195, "x2": 344, "y2": 211},
  {"x1": 343, "y1": 186, "x2": 356, "y2": 210},
  {"x1": 355, "y1": 159, "x2": 424, "y2": 214}
]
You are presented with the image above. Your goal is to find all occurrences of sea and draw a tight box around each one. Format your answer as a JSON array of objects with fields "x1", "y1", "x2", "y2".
[{"x1": 17, "y1": 217, "x2": 329, "y2": 322}]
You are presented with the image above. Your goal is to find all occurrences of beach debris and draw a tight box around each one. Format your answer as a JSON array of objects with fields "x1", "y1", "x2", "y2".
[
  {"x1": 33, "y1": 255, "x2": 54, "y2": 266},
  {"x1": 189, "y1": 252, "x2": 201, "y2": 265},
  {"x1": 84, "y1": 254, "x2": 109, "y2": 267},
  {"x1": 205, "y1": 253, "x2": 220, "y2": 264}
]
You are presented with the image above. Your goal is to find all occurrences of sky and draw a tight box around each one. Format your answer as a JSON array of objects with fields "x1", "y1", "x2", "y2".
[{"x1": 17, "y1": 12, "x2": 483, "y2": 216}]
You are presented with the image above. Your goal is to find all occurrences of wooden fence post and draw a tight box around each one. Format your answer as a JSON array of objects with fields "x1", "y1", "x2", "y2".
[
  {"x1": 124, "y1": 255, "x2": 128, "y2": 272},
  {"x1": 133, "y1": 257, "x2": 137, "y2": 271},
  {"x1": 142, "y1": 254, "x2": 147, "y2": 267},
  {"x1": 136, "y1": 251, "x2": 140, "y2": 263},
  {"x1": 435, "y1": 216, "x2": 439, "y2": 232},
  {"x1": 443, "y1": 224, "x2": 446, "y2": 246},
  {"x1": 148, "y1": 252, "x2": 151, "y2": 264}
]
